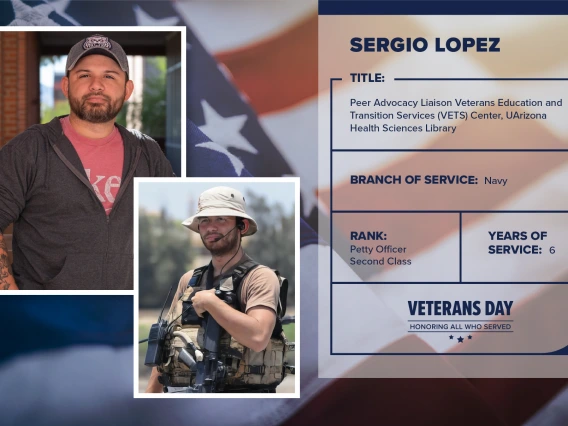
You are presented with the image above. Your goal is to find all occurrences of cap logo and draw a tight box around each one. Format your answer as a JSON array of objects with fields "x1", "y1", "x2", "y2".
[{"x1": 83, "y1": 35, "x2": 112, "y2": 51}]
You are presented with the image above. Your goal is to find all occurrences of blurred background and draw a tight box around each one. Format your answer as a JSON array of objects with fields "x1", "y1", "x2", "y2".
[{"x1": 137, "y1": 180, "x2": 297, "y2": 392}]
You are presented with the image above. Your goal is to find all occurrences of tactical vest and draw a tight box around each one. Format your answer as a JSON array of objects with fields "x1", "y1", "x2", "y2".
[{"x1": 159, "y1": 260, "x2": 290, "y2": 392}]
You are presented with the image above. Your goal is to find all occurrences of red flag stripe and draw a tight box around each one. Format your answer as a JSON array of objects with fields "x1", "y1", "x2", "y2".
[
  {"x1": 214, "y1": 13, "x2": 317, "y2": 115},
  {"x1": 215, "y1": 15, "x2": 430, "y2": 114}
]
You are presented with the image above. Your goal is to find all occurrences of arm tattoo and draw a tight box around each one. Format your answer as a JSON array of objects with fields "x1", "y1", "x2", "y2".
[
  {"x1": 0, "y1": 263, "x2": 9, "y2": 279},
  {"x1": 0, "y1": 237, "x2": 15, "y2": 289}
]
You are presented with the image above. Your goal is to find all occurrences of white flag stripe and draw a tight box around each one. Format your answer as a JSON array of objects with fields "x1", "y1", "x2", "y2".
[
  {"x1": 525, "y1": 384, "x2": 568, "y2": 426},
  {"x1": 0, "y1": 346, "x2": 137, "y2": 425}
]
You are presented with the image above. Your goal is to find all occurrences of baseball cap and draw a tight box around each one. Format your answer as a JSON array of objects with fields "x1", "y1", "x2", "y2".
[
  {"x1": 182, "y1": 187, "x2": 258, "y2": 236},
  {"x1": 66, "y1": 34, "x2": 129, "y2": 76}
]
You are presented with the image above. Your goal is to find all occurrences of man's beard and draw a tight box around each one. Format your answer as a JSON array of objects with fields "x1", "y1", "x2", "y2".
[
  {"x1": 68, "y1": 88, "x2": 125, "y2": 124},
  {"x1": 201, "y1": 228, "x2": 239, "y2": 256}
]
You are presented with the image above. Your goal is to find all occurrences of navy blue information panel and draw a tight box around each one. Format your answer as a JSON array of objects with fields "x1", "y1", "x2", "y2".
[{"x1": 318, "y1": 7, "x2": 568, "y2": 378}]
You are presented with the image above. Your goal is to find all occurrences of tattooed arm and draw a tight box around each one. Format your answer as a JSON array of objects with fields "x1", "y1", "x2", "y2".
[{"x1": 0, "y1": 233, "x2": 18, "y2": 290}]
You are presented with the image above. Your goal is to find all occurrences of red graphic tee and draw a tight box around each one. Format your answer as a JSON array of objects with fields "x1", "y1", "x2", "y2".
[{"x1": 61, "y1": 117, "x2": 124, "y2": 215}]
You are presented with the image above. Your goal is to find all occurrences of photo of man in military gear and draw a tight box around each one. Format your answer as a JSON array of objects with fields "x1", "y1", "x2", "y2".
[{"x1": 145, "y1": 185, "x2": 292, "y2": 393}]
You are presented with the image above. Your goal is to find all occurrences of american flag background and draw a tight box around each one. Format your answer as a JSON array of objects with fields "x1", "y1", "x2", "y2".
[{"x1": 1, "y1": 1, "x2": 568, "y2": 425}]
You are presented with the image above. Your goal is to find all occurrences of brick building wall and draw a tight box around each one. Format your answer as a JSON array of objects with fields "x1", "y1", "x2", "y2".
[
  {"x1": 0, "y1": 31, "x2": 39, "y2": 262},
  {"x1": 0, "y1": 31, "x2": 39, "y2": 148}
]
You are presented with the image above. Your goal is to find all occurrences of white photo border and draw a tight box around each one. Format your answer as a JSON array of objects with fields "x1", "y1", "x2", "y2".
[
  {"x1": 0, "y1": 25, "x2": 186, "y2": 295},
  {"x1": 133, "y1": 176, "x2": 301, "y2": 398}
]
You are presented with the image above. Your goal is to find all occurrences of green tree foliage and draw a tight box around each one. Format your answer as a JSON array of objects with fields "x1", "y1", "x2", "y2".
[
  {"x1": 140, "y1": 56, "x2": 167, "y2": 138},
  {"x1": 139, "y1": 208, "x2": 194, "y2": 308},
  {"x1": 117, "y1": 57, "x2": 166, "y2": 137},
  {"x1": 243, "y1": 190, "x2": 296, "y2": 308},
  {"x1": 41, "y1": 100, "x2": 70, "y2": 124}
]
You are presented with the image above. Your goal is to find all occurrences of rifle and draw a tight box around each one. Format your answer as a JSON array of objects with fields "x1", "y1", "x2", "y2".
[{"x1": 184, "y1": 288, "x2": 232, "y2": 393}]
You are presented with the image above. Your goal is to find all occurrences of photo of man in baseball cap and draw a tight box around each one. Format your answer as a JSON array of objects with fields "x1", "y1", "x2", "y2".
[{"x1": 0, "y1": 33, "x2": 175, "y2": 290}]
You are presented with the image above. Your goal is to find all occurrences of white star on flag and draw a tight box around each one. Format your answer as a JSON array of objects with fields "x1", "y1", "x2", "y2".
[
  {"x1": 9, "y1": 0, "x2": 59, "y2": 26},
  {"x1": 133, "y1": 4, "x2": 179, "y2": 26},
  {"x1": 196, "y1": 142, "x2": 245, "y2": 175},
  {"x1": 199, "y1": 100, "x2": 258, "y2": 155}
]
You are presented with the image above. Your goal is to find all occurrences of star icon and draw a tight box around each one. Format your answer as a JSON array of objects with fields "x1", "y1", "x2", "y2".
[
  {"x1": 468, "y1": 335, "x2": 473, "y2": 340},
  {"x1": 457, "y1": 336, "x2": 464, "y2": 343},
  {"x1": 9, "y1": 0, "x2": 59, "y2": 26},
  {"x1": 196, "y1": 142, "x2": 245, "y2": 176},
  {"x1": 133, "y1": 4, "x2": 180, "y2": 26},
  {"x1": 449, "y1": 335, "x2": 454, "y2": 340},
  {"x1": 199, "y1": 101, "x2": 257, "y2": 155}
]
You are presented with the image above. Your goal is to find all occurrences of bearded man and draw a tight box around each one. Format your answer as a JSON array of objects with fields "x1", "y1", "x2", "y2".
[
  {"x1": 146, "y1": 186, "x2": 284, "y2": 393},
  {"x1": 0, "y1": 34, "x2": 174, "y2": 290}
]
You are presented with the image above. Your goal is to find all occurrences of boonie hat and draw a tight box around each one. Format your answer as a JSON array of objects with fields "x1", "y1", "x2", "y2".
[
  {"x1": 66, "y1": 34, "x2": 129, "y2": 76},
  {"x1": 182, "y1": 187, "x2": 258, "y2": 236}
]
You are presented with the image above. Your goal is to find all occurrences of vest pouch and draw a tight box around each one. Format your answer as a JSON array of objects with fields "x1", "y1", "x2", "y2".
[
  {"x1": 181, "y1": 301, "x2": 202, "y2": 325},
  {"x1": 181, "y1": 288, "x2": 204, "y2": 325},
  {"x1": 226, "y1": 336, "x2": 286, "y2": 388},
  {"x1": 158, "y1": 326, "x2": 201, "y2": 388}
]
